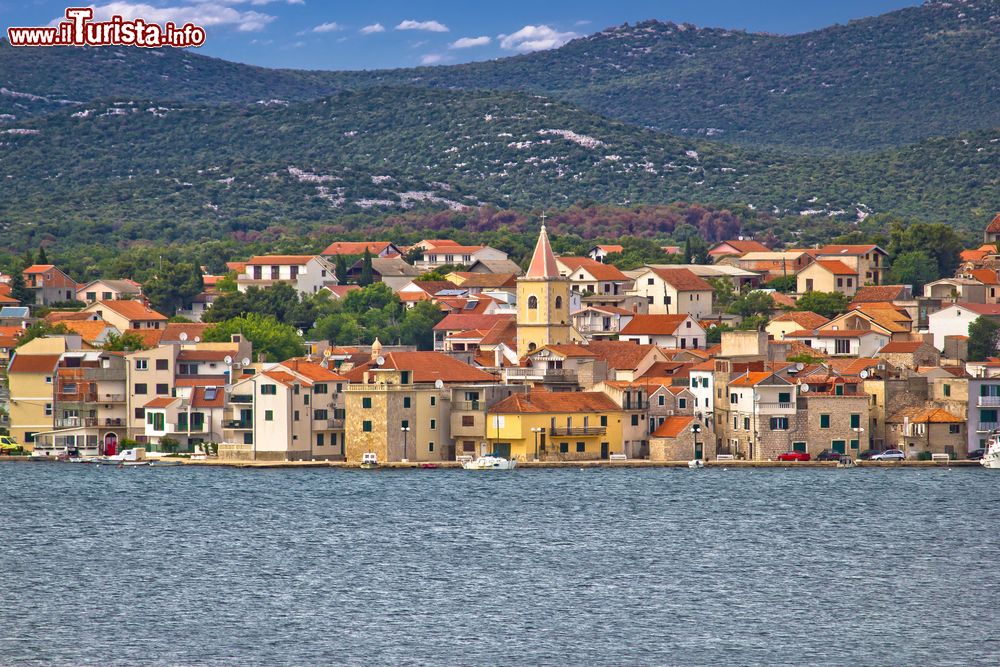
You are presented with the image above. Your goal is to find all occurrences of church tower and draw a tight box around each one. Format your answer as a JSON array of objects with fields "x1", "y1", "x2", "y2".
[{"x1": 517, "y1": 225, "x2": 572, "y2": 357}]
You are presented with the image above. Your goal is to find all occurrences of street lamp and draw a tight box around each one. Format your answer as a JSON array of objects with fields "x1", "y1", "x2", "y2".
[
  {"x1": 692, "y1": 423, "x2": 703, "y2": 460},
  {"x1": 401, "y1": 426, "x2": 411, "y2": 462},
  {"x1": 853, "y1": 426, "x2": 865, "y2": 458},
  {"x1": 531, "y1": 427, "x2": 545, "y2": 461}
]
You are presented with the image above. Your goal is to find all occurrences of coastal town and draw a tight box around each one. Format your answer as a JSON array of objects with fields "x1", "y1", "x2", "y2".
[{"x1": 3, "y1": 216, "x2": 1000, "y2": 466}]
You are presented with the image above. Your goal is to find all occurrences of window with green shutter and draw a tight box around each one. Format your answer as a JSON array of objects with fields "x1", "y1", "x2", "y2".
[
  {"x1": 850, "y1": 414, "x2": 861, "y2": 429},
  {"x1": 820, "y1": 414, "x2": 831, "y2": 429},
  {"x1": 362, "y1": 421, "x2": 372, "y2": 432},
  {"x1": 362, "y1": 397, "x2": 372, "y2": 409}
]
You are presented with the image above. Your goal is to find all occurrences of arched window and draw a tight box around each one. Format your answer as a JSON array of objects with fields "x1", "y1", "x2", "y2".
[
  {"x1": 528, "y1": 295, "x2": 538, "y2": 309},
  {"x1": 554, "y1": 296, "x2": 563, "y2": 309}
]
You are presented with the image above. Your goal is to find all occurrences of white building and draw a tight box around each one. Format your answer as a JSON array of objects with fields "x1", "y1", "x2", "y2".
[{"x1": 237, "y1": 255, "x2": 337, "y2": 295}]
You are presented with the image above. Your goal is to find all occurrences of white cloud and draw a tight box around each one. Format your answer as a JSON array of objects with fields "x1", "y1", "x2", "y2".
[
  {"x1": 499, "y1": 24, "x2": 578, "y2": 53},
  {"x1": 449, "y1": 35, "x2": 490, "y2": 49},
  {"x1": 396, "y1": 19, "x2": 449, "y2": 32},
  {"x1": 311, "y1": 21, "x2": 341, "y2": 33},
  {"x1": 420, "y1": 53, "x2": 445, "y2": 65},
  {"x1": 75, "y1": 2, "x2": 276, "y2": 33},
  {"x1": 359, "y1": 23, "x2": 385, "y2": 35}
]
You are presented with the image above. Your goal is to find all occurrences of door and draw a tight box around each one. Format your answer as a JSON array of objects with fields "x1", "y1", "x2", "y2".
[
  {"x1": 694, "y1": 443, "x2": 703, "y2": 460},
  {"x1": 240, "y1": 408, "x2": 252, "y2": 427},
  {"x1": 600, "y1": 442, "x2": 609, "y2": 459},
  {"x1": 832, "y1": 440, "x2": 846, "y2": 454},
  {"x1": 493, "y1": 442, "x2": 511, "y2": 459},
  {"x1": 104, "y1": 432, "x2": 118, "y2": 456}
]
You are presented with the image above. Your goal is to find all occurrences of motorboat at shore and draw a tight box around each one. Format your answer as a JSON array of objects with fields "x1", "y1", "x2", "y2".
[
  {"x1": 462, "y1": 455, "x2": 517, "y2": 471},
  {"x1": 982, "y1": 435, "x2": 1000, "y2": 469}
]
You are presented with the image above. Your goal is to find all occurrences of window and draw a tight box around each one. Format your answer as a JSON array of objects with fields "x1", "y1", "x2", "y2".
[
  {"x1": 647, "y1": 278, "x2": 654, "y2": 285},
  {"x1": 44, "y1": 376, "x2": 52, "y2": 384},
  {"x1": 555, "y1": 296, "x2": 563, "y2": 309},
  {"x1": 401, "y1": 419, "x2": 409, "y2": 429},
  {"x1": 600, "y1": 415, "x2": 607, "y2": 427},
  {"x1": 850, "y1": 414, "x2": 861, "y2": 429},
  {"x1": 314, "y1": 409, "x2": 328, "y2": 420},
  {"x1": 155, "y1": 383, "x2": 169, "y2": 395},
  {"x1": 314, "y1": 384, "x2": 328, "y2": 394},
  {"x1": 363, "y1": 421, "x2": 373, "y2": 432},
  {"x1": 730, "y1": 393, "x2": 738, "y2": 404},
  {"x1": 462, "y1": 415, "x2": 475, "y2": 427},
  {"x1": 86, "y1": 291, "x2": 96, "y2": 301},
  {"x1": 134, "y1": 383, "x2": 147, "y2": 395},
  {"x1": 949, "y1": 424, "x2": 960, "y2": 434},
  {"x1": 178, "y1": 363, "x2": 197, "y2": 376},
  {"x1": 850, "y1": 439, "x2": 860, "y2": 450},
  {"x1": 362, "y1": 397, "x2": 372, "y2": 409},
  {"x1": 430, "y1": 396, "x2": 436, "y2": 406},
  {"x1": 659, "y1": 395, "x2": 665, "y2": 406},
  {"x1": 134, "y1": 408, "x2": 145, "y2": 419},
  {"x1": 793, "y1": 442, "x2": 807, "y2": 453},
  {"x1": 576, "y1": 442, "x2": 585, "y2": 452},
  {"x1": 631, "y1": 414, "x2": 639, "y2": 426},
  {"x1": 559, "y1": 442, "x2": 569, "y2": 453},
  {"x1": 820, "y1": 414, "x2": 831, "y2": 429},
  {"x1": 402, "y1": 397, "x2": 411, "y2": 408},
  {"x1": 135, "y1": 359, "x2": 148, "y2": 371},
  {"x1": 44, "y1": 403, "x2": 52, "y2": 416},
  {"x1": 261, "y1": 385, "x2": 277, "y2": 395},
  {"x1": 743, "y1": 417, "x2": 750, "y2": 431},
  {"x1": 243, "y1": 432, "x2": 253, "y2": 445},
  {"x1": 769, "y1": 417, "x2": 789, "y2": 430},
  {"x1": 317, "y1": 433, "x2": 325, "y2": 447},
  {"x1": 430, "y1": 419, "x2": 436, "y2": 430},
  {"x1": 155, "y1": 359, "x2": 168, "y2": 371},
  {"x1": 527, "y1": 295, "x2": 538, "y2": 309},
  {"x1": 265, "y1": 410, "x2": 273, "y2": 421},
  {"x1": 428, "y1": 442, "x2": 435, "y2": 452},
  {"x1": 401, "y1": 371, "x2": 411, "y2": 385},
  {"x1": 835, "y1": 339, "x2": 851, "y2": 355},
  {"x1": 778, "y1": 392, "x2": 791, "y2": 404},
  {"x1": 943, "y1": 384, "x2": 951, "y2": 397},
  {"x1": 679, "y1": 398, "x2": 687, "y2": 409}
]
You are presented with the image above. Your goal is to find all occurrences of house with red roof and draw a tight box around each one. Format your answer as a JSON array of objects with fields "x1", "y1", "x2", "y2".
[
  {"x1": 619, "y1": 314, "x2": 706, "y2": 349},
  {"x1": 556, "y1": 256, "x2": 632, "y2": 297},
  {"x1": 321, "y1": 241, "x2": 400, "y2": 258},
  {"x1": 237, "y1": 255, "x2": 337, "y2": 295},
  {"x1": 418, "y1": 244, "x2": 508, "y2": 270},
  {"x1": 571, "y1": 305, "x2": 635, "y2": 340},
  {"x1": 807, "y1": 244, "x2": 889, "y2": 286},
  {"x1": 627, "y1": 267, "x2": 714, "y2": 318},
  {"x1": 22, "y1": 264, "x2": 78, "y2": 305},
  {"x1": 708, "y1": 239, "x2": 770, "y2": 260},
  {"x1": 928, "y1": 302, "x2": 1000, "y2": 350},
  {"x1": 82, "y1": 300, "x2": 167, "y2": 331},
  {"x1": 796, "y1": 259, "x2": 860, "y2": 297},
  {"x1": 983, "y1": 213, "x2": 1000, "y2": 244},
  {"x1": 766, "y1": 311, "x2": 831, "y2": 341},
  {"x1": 587, "y1": 244, "x2": 624, "y2": 263}
]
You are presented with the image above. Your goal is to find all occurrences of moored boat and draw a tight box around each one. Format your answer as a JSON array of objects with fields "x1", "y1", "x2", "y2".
[
  {"x1": 981, "y1": 435, "x2": 1000, "y2": 469},
  {"x1": 462, "y1": 455, "x2": 517, "y2": 471}
]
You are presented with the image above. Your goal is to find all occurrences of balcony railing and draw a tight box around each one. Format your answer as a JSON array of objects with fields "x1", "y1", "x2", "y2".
[
  {"x1": 230, "y1": 395, "x2": 253, "y2": 403},
  {"x1": 977, "y1": 422, "x2": 1000, "y2": 433},
  {"x1": 57, "y1": 392, "x2": 98, "y2": 403},
  {"x1": 325, "y1": 418, "x2": 345, "y2": 429},
  {"x1": 978, "y1": 396, "x2": 1000, "y2": 407},
  {"x1": 548, "y1": 426, "x2": 607, "y2": 437},
  {"x1": 54, "y1": 417, "x2": 98, "y2": 428},
  {"x1": 452, "y1": 401, "x2": 481, "y2": 411},
  {"x1": 505, "y1": 367, "x2": 578, "y2": 382},
  {"x1": 223, "y1": 419, "x2": 253, "y2": 429},
  {"x1": 623, "y1": 401, "x2": 650, "y2": 411},
  {"x1": 758, "y1": 402, "x2": 795, "y2": 410},
  {"x1": 99, "y1": 394, "x2": 126, "y2": 403}
]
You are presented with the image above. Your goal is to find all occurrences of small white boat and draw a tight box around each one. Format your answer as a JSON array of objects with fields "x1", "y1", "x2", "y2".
[
  {"x1": 462, "y1": 455, "x2": 517, "y2": 470},
  {"x1": 837, "y1": 456, "x2": 857, "y2": 468},
  {"x1": 981, "y1": 435, "x2": 1000, "y2": 469},
  {"x1": 688, "y1": 459, "x2": 705, "y2": 469}
]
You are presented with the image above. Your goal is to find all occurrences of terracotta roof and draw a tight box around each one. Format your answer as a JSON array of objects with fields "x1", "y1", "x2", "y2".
[
  {"x1": 711, "y1": 240, "x2": 770, "y2": 254},
  {"x1": 662, "y1": 246, "x2": 682, "y2": 255},
  {"x1": 489, "y1": 390, "x2": 619, "y2": 414},
  {"x1": 410, "y1": 280, "x2": 457, "y2": 295},
  {"x1": 419, "y1": 239, "x2": 461, "y2": 249},
  {"x1": 326, "y1": 285, "x2": 361, "y2": 298},
  {"x1": 262, "y1": 369, "x2": 312, "y2": 387},
  {"x1": 825, "y1": 358, "x2": 881, "y2": 376},
  {"x1": 447, "y1": 273, "x2": 518, "y2": 289},
  {"x1": 161, "y1": 323, "x2": 210, "y2": 343},
  {"x1": 130, "y1": 329, "x2": 165, "y2": 348},
  {"x1": 93, "y1": 300, "x2": 167, "y2": 321},
  {"x1": 852, "y1": 285, "x2": 909, "y2": 303},
  {"x1": 479, "y1": 319, "x2": 517, "y2": 348},
  {"x1": 950, "y1": 303, "x2": 1000, "y2": 315},
  {"x1": 770, "y1": 340, "x2": 829, "y2": 359},
  {"x1": 585, "y1": 341, "x2": 664, "y2": 370},
  {"x1": 190, "y1": 386, "x2": 226, "y2": 408},
  {"x1": 322, "y1": 242, "x2": 395, "y2": 256},
  {"x1": 651, "y1": 415, "x2": 695, "y2": 438},
  {"x1": 529, "y1": 344, "x2": 596, "y2": 359},
  {"x1": 144, "y1": 397, "x2": 177, "y2": 409},
  {"x1": 345, "y1": 351, "x2": 496, "y2": 384},
  {"x1": 594, "y1": 245, "x2": 624, "y2": 254},
  {"x1": 177, "y1": 349, "x2": 233, "y2": 362},
  {"x1": 45, "y1": 311, "x2": 97, "y2": 323},
  {"x1": 638, "y1": 361, "x2": 694, "y2": 378},
  {"x1": 770, "y1": 292, "x2": 797, "y2": 308},
  {"x1": 888, "y1": 407, "x2": 965, "y2": 424},
  {"x1": 786, "y1": 329, "x2": 877, "y2": 338},
  {"x1": 812, "y1": 260, "x2": 857, "y2": 276},
  {"x1": 61, "y1": 320, "x2": 114, "y2": 343},
  {"x1": 226, "y1": 261, "x2": 248, "y2": 273},
  {"x1": 526, "y1": 226, "x2": 560, "y2": 279},
  {"x1": 962, "y1": 249, "x2": 991, "y2": 263},
  {"x1": 986, "y1": 213, "x2": 1000, "y2": 234},
  {"x1": 878, "y1": 341, "x2": 928, "y2": 354},
  {"x1": 813, "y1": 244, "x2": 884, "y2": 256},
  {"x1": 280, "y1": 358, "x2": 347, "y2": 382},
  {"x1": 245, "y1": 255, "x2": 318, "y2": 266},
  {"x1": 8, "y1": 353, "x2": 61, "y2": 374},
  {"x1": 557, "y1": 257, "x2": 629, "y2": 281},
  {"x1": 433, "y1": 313, "x2": 513, "y2": 332},
  {"x1": 650, "y1": 268, "x2": 713, "y2": 291},
  {"x1": 770, "y1": 311, "x2": 830, "y2": 329},
  {"x1": 23, "y1": 264, "x2": 56, "y2": 273},
  {"x1": 729, "y1": 372, "x2": 779, "y2": 387},
  {"x1": 619, "y1": 314, "x2": 691, "y2": 336},
  {"x1": 968, "y1": 269, "x2": 1000, "y2": 286}
]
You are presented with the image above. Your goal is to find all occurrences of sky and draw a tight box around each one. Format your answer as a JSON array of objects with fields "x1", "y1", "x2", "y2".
[{"x1": 5, "y1": 0, "x2": 922, "y2": 70}]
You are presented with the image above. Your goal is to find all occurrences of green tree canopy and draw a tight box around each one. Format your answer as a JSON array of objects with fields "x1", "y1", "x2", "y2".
[
  {"x1": 204, "y1": 313, "x2": 305, "y2": 362},
  {"x1": 143, "y1": 262, "x2": 203, "y2": 316},
  {"x1": 102, "y1": 330, "x2": 151, "y2": 352},
  {"x1": 795, "y1": 291, "x2": 850, "y2": 319},
  {"x1": 16, "y1": 321, "x2": 69, "y2": 347},
  {"x1": 888, "y1": 220, "x2": 963, "y2": 279},
  {"x1": 968, "y1": 316, "x2": 1000, "y2": 361},
  {"x1": 204, "y1": 283, "x2": 317, "y2": 330},
  {"x1": 886, "y1": 251, "x2": 940, "y2": 291}
]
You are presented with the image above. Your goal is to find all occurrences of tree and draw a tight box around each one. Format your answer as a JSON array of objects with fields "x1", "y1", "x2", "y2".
[
  {"x1": 203, "y1": 283, "x2": 317, "y2": 329},
  {"x1": 968, "y1": 316, "x2": 1000, "y2": 361},
  {"x1": 795, "y1": 291, "x2": 850, "y2": 319},
  {"x1": 399, "y1": 301, "x2": 445, "y2": 350},
  {"x1": 706, "y1": 323, "x2": 734, "y2": 345},
  {"x1": 765, "y1": 275, "x2": 797, "y2": 293},
  {"x1": 886, "y1": 251, "x2": 939, "y2": 292},
  {"x1": 728, "y1": 291, "x2": 775, "y2": 321},
  {"x1": 8, "y1": 268, "x2": 32, "y2": 305},
  {"x1": 707, "y1": 277, "x2": 737, "y2": 311},
  {"x1": 359, "y1": 248, "x2": 374, "y2": 286},
  {"x1": 21, "y1": 249, "x2": 33, "y2": 268},
  {"x1": 335, "y1": 255, "x2": 349, "y2": 285},
  {"x1": 888, "y1": 221, "x2": 963, "y2": 278},
  {"x1": 204, "y1": 313, "x2": 305, "y2": 362},
  {"x1": 36, "y1": 245, "x2": 48, "y2": 265},
  {"x1": 16, "y1": 321, "x2": 69, "y2": 347},
  {"x1": 216, "y1": 271, "x2": 238, "y2": 293},
  {"x1": 683, "y1": 237, "x2": 693, "y2": 264},
  {"x1": 102, "y1": 330, "x2": 151, "y2": 352},
  {"x1": 143, "y1": 262, "x2": 203, "y2": 316}
]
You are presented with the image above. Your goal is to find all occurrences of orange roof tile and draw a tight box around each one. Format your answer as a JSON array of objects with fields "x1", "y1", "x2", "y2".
[
  {"x1": 851, "y1": 285, "x2": 910, "y2": 303},
  {"x1": 344, "y1": 351, "x2": 496, "y2": 384},
  {"x1": 771, "y1": 311, "x2": 830, "y2": 329},
  {"x1": 433, "y1": 313, "x2": 513, "y2": 332},
  {"x1": 144, "y1": 397, "x2": 177, "y2": 409},
  {"x1": 650, "y1": 268, "x2": 713, "y2": 292},
  {"x1": 161, "y1": 323, "x2": 210, "y2": 343},
  {"x1": 985, "y1": 213, "x2": 1000, "y2": 234},
  {"x1": 711, "y1": 240, "x2": 770, "y2": 254},
  {"x1": 489, "y1": 390, "x2": 619, "y2": 414},
  {"x1": 619, "y1": 314, "x2": 691, "y2": 336},
  {"x1": 526, "y1": 226, "x2": 560, "y2": 279},
  {"x1": 557, "y1": 257, "x2": 629, "y2": 281},
  {"x1": 729, "y1": 372, "x2": 777, "y2": 387},
  {"x1": 812, "y1": 260, "x2": 857, "y2": 276},
  {"x1": 61, "y1": 320, "x2": 114, "y2": 344},
  {"x1": 968, "y1": 269, "x2": 1000, "y2": 286},
  {"x1": 8, "y1": 353, "x2": 60, "y2": 374},
  {"x1": 322, "y1": 242, "x2": 395, "y2": 256},
  {"x1": 888, "y1": 407, "x2": 964, "y2": 424},
  {"x1": 93, "y1": 300, "x2": 167, "y2": 321},
  {"x1": 245, "y1": 255, "x2": 318, "y2": 266},
  {"x1": 585, "y1": 341, "x2": 664, "y2": 370},
  {"x1": 651, "y1": 415, "x2": 695, "y2": 438}
]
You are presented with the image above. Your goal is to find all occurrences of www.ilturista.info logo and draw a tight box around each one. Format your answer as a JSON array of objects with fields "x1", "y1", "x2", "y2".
[{"x1": 7, "y1": 7, "x2": 206, "y2": 47}]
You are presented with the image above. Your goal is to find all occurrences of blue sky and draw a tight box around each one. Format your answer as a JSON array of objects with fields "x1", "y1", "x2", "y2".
[{"x1": 6, "y1": 1, "x2": 921, "y2": 69}]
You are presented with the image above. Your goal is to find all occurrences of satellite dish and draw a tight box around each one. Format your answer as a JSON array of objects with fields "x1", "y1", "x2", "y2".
[
  {"x1": 859, "y1": 369, "x2": 869, "y2": 379},
  {"x1": 323, "y1": 348, "x2": 332, "y2": 357},
  {"x1": 224, "y1": 355, "x2": 233, "y2": 365},
  {"x1": 801, "y1": 384, "x2": 810, "y2": 393},
  {"x1": 753, "y1": 392, "x2": 761, "y2": 402},
  {"x1": 435, "y1": 379, "x2": 444, "y2": 389},
  {"x1": 375, "y1": 356, "x2": 385, "y2": 366},
  {"x1": 194, "y1": 336, "x2": 201, "y2": 343},
  {"x1": 297, "y1": 329, "x2": 304, "y2": 337},
  {"x1": 179, "y1": 332, "x2": 188, "y2": 341},
  {"x1": 795, "y1": 362, "x2": 804, "y2": 371},
  {"x1": 241, "y1": 357, "x2": 250, "y2": 367}
]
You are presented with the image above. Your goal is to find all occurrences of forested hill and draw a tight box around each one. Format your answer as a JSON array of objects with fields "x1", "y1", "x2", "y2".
[
  {"x1": 2, "y1": 0, "x2": 999, "y2": 149},
  {"x1": 1, "y1": 88, "x2": 997, "y2": 249}
]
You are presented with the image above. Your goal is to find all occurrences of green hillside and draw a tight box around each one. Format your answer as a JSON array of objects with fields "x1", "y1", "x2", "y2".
[{"x1": 0, "y1": 88, "x2": 996, "y2": 249}]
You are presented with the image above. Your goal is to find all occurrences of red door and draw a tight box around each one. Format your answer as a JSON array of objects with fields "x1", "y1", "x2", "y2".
[{"x1": 104, "y1": 433, "x2": 118, "y2": 456}]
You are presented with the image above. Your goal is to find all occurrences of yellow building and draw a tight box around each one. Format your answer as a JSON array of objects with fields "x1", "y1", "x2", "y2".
[
  {"x1": 517, "y1": 226, "x2": 573, "y2": 357},
  {"x1": 7, "y1": 336, "x2": 79, "y2": 449},
  {"x1": 486, "y1": 390, "x2": 624, "y2": 461}
]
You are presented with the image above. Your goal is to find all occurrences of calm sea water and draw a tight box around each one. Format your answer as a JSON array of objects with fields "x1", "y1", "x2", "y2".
[{"x1": 1, "y1": 463, "x2": 999, "y2": 666}]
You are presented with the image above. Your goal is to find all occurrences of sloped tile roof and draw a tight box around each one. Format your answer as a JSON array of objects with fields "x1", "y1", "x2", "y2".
[
  {"x1": 489, "y1": 390, "x2": 619, "y2": 414},
  {"x1": 651, "y1": 415, "x2": 695, "y2": 438}
]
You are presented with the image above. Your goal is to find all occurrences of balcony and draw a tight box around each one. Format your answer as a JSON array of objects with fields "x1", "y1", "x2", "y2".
[
  {"x1": 82, "y1": 368, "x2": 124, "y2": 382},
  {"x1": 452, "y1": 401, "x2": 482, "y2": 412},
  {"x1": 505, "y1": 367, "x2": 578, "y2": 383},
  {"x1": 758, "y1": 402, "x2": 795, "y2": 411},
  {"x1": 223, "y1": 419, "x2": 253, "y2": 429},
  {"x1": 977, "y1": 422, "x2": 1000, "y2": 433},
  {"x1": 57, "y1": 392, "x2": 98, "y2": 403},
  {"x1": 548, "y1": 426, "x2": 607, "y2": 437},
  {"x1": 623, "y1": 401, "x2": 650, "y2": 411},
  {"x1": 325, "y1": 418, "x2": 345, "y2": 430},
  {"x1": 230, "y1": 394, "x2": 253, "y2": 403},
  {"x1": 54, "y1": 417, "x2": 98, "y2": 428},
  {"x1": 99, "y1": 394, "x2": 126, "y2": 403},
  {"x1": 978, "y1": 396, "x2": 1000, "y2": 407}
]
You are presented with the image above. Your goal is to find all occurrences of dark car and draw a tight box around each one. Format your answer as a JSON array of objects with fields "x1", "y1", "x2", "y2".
[
  {"x1": 859, "y1": 449, "x2": 880, "y2": 460},
  {"x1": 777, "y1": 451, "x2": 810, "y2": 462},
  {"x1": 967, "y1": 448, "x2": 986, "y2": 461},
  {"x1": 816, "y1": 449, "x2": 843, "y2": 461}
]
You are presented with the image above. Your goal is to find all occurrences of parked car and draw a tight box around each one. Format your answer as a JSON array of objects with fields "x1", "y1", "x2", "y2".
[
  {"x1": 967, "y1": 448, "x2": 986, "y2": 461},
  {"x1": 777, "y1": 451, "x2": 811, "y2": 462},
  {"x1": 815, "y1": 449, "x2": 844, "y2": 461},
  {"x1": 859, "y1": 449, "x2": 880, "y2": 460},
  {"x1": 0, "y1": 435, "x2": 20, "y2": 454},
  {"x1": 870, "y1": 449, "x2": 905, "y2": 461}
]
